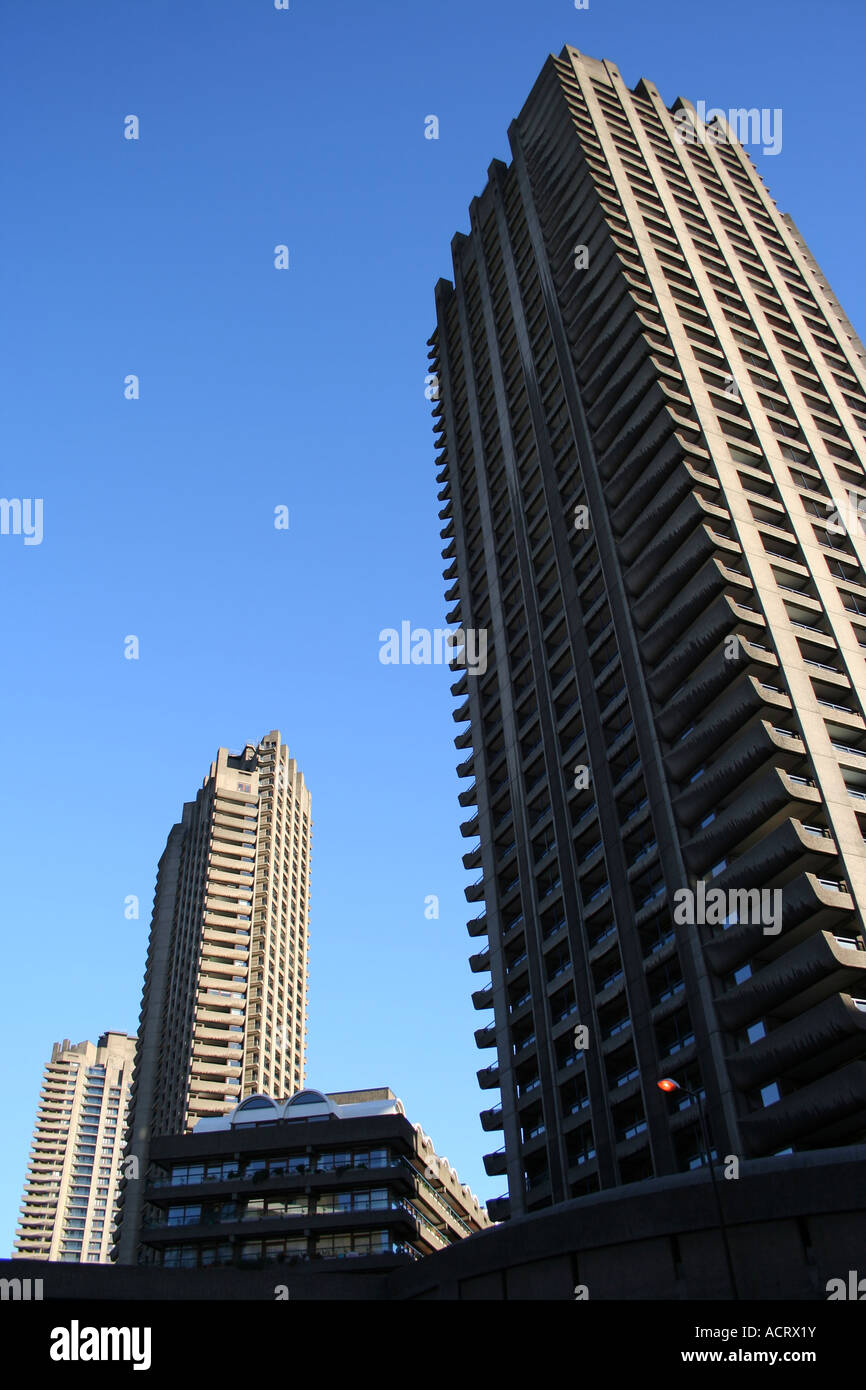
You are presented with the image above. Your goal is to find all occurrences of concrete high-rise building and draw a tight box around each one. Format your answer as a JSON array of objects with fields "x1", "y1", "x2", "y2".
[
  {"x1": 429, "y1": 47, "x2": 866, "y2": 1220},
  {"x1": 13, "y1": 1033, "x2": 137, "y2": 1263},
  {"x1": 115, "y1": 731, "x2": 311, "y2": 1260}
]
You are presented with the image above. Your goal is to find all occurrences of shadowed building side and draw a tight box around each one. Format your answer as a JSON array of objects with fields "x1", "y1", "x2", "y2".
[{"x1": 429, "y1": 45, "x2": 866, "y2": 1221}]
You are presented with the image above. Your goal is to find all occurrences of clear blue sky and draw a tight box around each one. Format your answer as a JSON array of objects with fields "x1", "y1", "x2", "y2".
[{"x1": 1, "y1": 0, "x2": 864, "y2": 1255}]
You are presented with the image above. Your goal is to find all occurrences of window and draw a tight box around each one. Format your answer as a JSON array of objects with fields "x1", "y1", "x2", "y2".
[
  {"x1": 314, "y1": 1229, "x2": 390, "y2": 1259},
  {"x1": 315, "y1": 1150, "x2": 352, "y2": 1173},
  {"x1": 243, "y1": 1195, "x2": 307, "y2": 1220},
  {"x1": 317, "y1": 1188, "x2": 389, "y2": 1214}
]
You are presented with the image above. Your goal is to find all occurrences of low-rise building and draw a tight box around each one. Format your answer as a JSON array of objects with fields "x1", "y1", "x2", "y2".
[{"x1": 118, "y1": 1087, "x2": 489, "y2": 1271}]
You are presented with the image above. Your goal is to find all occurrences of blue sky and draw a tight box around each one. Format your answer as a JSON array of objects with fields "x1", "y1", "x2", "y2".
[{"x1": 1, "y1": 0, "x2": 864, "y2": 1255}]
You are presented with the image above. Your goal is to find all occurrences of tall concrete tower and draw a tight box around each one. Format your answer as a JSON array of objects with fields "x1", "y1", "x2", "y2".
[
  {"x1": 14, "y1": 1033, "x2": 137, "y2": 1263},
  {"x1": 429, "y1": 47, "x2": 866, "y2": 1220},
  {"x1": 115, "y1": 731, "x2": 311, "y2": 1259}
]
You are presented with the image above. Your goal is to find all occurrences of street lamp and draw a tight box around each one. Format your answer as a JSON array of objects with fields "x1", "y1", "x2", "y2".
[{"x1": 657, "y1": 1077, "x2": 739, "y2": 1300}]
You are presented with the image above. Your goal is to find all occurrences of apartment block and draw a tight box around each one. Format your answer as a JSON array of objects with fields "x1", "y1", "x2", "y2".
[
  {"x1": 128, "y1": 1087, "x2": 488, "y2": 1271},
  {"x1": 428, "y1": 46, "x2": 866, "y2": 1219},
  {"x1": 115, "y1": 731, "x2": 311, "y2": 1260},
  {"x1": 13, "y1": 1033, "x2": 136, "y2": 1263}
]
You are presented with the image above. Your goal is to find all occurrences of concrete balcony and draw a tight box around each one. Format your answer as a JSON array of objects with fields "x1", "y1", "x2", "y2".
[
  {"x1": 480, "y1": 1103, "x2": 504, "y2": 1133},
  {"x1": 482, "y1": 1147, "x2": 508, "y2": 1177},
  {"x1": 472, "y1": 982, "x2": 494, "y2": 1010},
  {"x1": 633, "y1": 526, "x2": 739, "y2": 635},
  {"x1": 715, "y1": 930, "x2": 866, "y2": 1031},
  {"x1": 603, "y1": 422, "x2": 682, "y2": 506},
  {"x1": 596, "y1": 381, "x2": 673, "y2": 479},
  {"x1": 707, "y1": 871, "x2": 855, "y2": 977},
  {"x1": 574, "y1": 275, "x2": 639, "y2": 392},
  {"x1": 739, "y1": 1057, "x2": 866, "y2": 1156},
  {"x1": 469, "y1": 945, "x2": 490, "y2": 973},
  {"x1": 620, "y1": 468, "x2": 722, "y2": 568},
  {"x1": 658, "y1": 638, "x2": 787, "y2": 738},
  {"x1": 642, "y1": 558, "x2": 754, "y2": 677},
  {"x1": 193, "y1": 1025, "x2": 243, "y2": 1045},
  {"x1": 465, "y1": 875, "x2": 485, "y2": 903},
  {"x1": 680, "y1": 768, "x2": 821, "y2": 875},
  {"x1": 477, "y1": 1061, "x2": 500, "y2": 1090},
  {"x1": 727, "y1": 993, "x2": 866, "y2": 1093},
  {"x1": 672, "y1": 718, "x2": 803, "y2": 823},
  {"x1": 458, "y1": 782, "x2": 477, "y2": 808},
  {"x1": 709, "y1": 818, "x2": 839, "y2": 904},
  {"x1": 586, "y1": 327, "x2": 656, "y2": 445},
  {"x1": 202, "y1": 919, "x2": 251, "y2": 940},
  {"x1": 486, "y1": 1193, "x2": 510, "y2": 1222}
]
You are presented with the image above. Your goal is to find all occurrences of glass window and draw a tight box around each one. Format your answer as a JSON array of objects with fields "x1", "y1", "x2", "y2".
[
  {"x1": 316, "y1": 1150, "x2": 351, "y2": 1173},
  {"x1": 196, "y1": 1242, "x2": 232, "y2": 1267},
  {"x1": 166, "y1": 1204, "x2": 201, "y2": 1226},
  {"x1": 266, "y1": 1196, "x2": 307, "y2": 1218},
  {"x1": 170, "y1": 1164, "x2": 204, "y2": 1186},
  {"x1": 315, "y1": 1229, "x2": 389, "y2": 1259},
  {"x1": 316, "y1": 1191, "x2": 352, "y2": 1214},
  {"x1": 355, "y1": 1188, "x2": 389, "y2": 1211},
  {"x1": 162, "y1": 1245, "x2": 197, "y2": 1268},
  {"x1": 263, "y1": 1237, "x2": 307, "y2": 1262}
]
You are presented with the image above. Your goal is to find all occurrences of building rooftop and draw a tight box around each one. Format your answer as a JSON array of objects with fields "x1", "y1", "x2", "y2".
[{"x1": 192, "y1": 1087, "x2": 404, "y2": 1131}]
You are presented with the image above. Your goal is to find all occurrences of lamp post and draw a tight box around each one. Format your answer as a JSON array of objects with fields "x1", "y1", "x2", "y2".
[{"x1": 657, "y1": 1078, "x2": 739, "y2": 1300}]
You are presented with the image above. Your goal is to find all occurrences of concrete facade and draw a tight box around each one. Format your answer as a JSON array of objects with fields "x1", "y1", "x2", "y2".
[
  {"x1": 123, "y1": 1087, "x2": 488, "y2": 1272},
  {"x1": 13, "y1": 1033, "x2": 137, "y2": 1264},
  {"x1": 429, "y1": 46, "x2": 866, "y2": 1221},
  {"x1": 115, "y1": 731, "x2": 311, "y2": 1261}
]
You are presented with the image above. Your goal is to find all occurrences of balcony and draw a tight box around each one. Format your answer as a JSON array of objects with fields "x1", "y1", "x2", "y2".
[
  {"x1": 476, "y1": 1061, "x2": 500, "y2": 1090},
  {"x1": 727, "y1": 992, "x2": 866, "y2": 1094},
  {"x1": 458, "y1": 782, "x2": 478, "y2": 808},
  {"x1": 482, "y1": 1147, "x2": 508, "y2": 1177},
  {"x1": 680, "y1": 767, "x2": 821, "y2": 876},
  {"x1": 739, "y1": 1055, "x2": 866, "y2": 1158},
  {"x1": 480, "y1": 1103, "x2": 504, "y2": 1133},
  {"x1": 715, "y1": 930, "x2": 866, "y2": 1032},
  {"x1": 472, "y1": 982, "x2": 494, "y2": 1010},
  {"x1": 465, "y1": 876, "x2": 485, "y2": 904},
  {"x1": 486, "y1": 1194, "x2": 510, "y2": 1222},
  {"x1": 469, "y1": 945, "x2": 490, "y2": 973}
]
